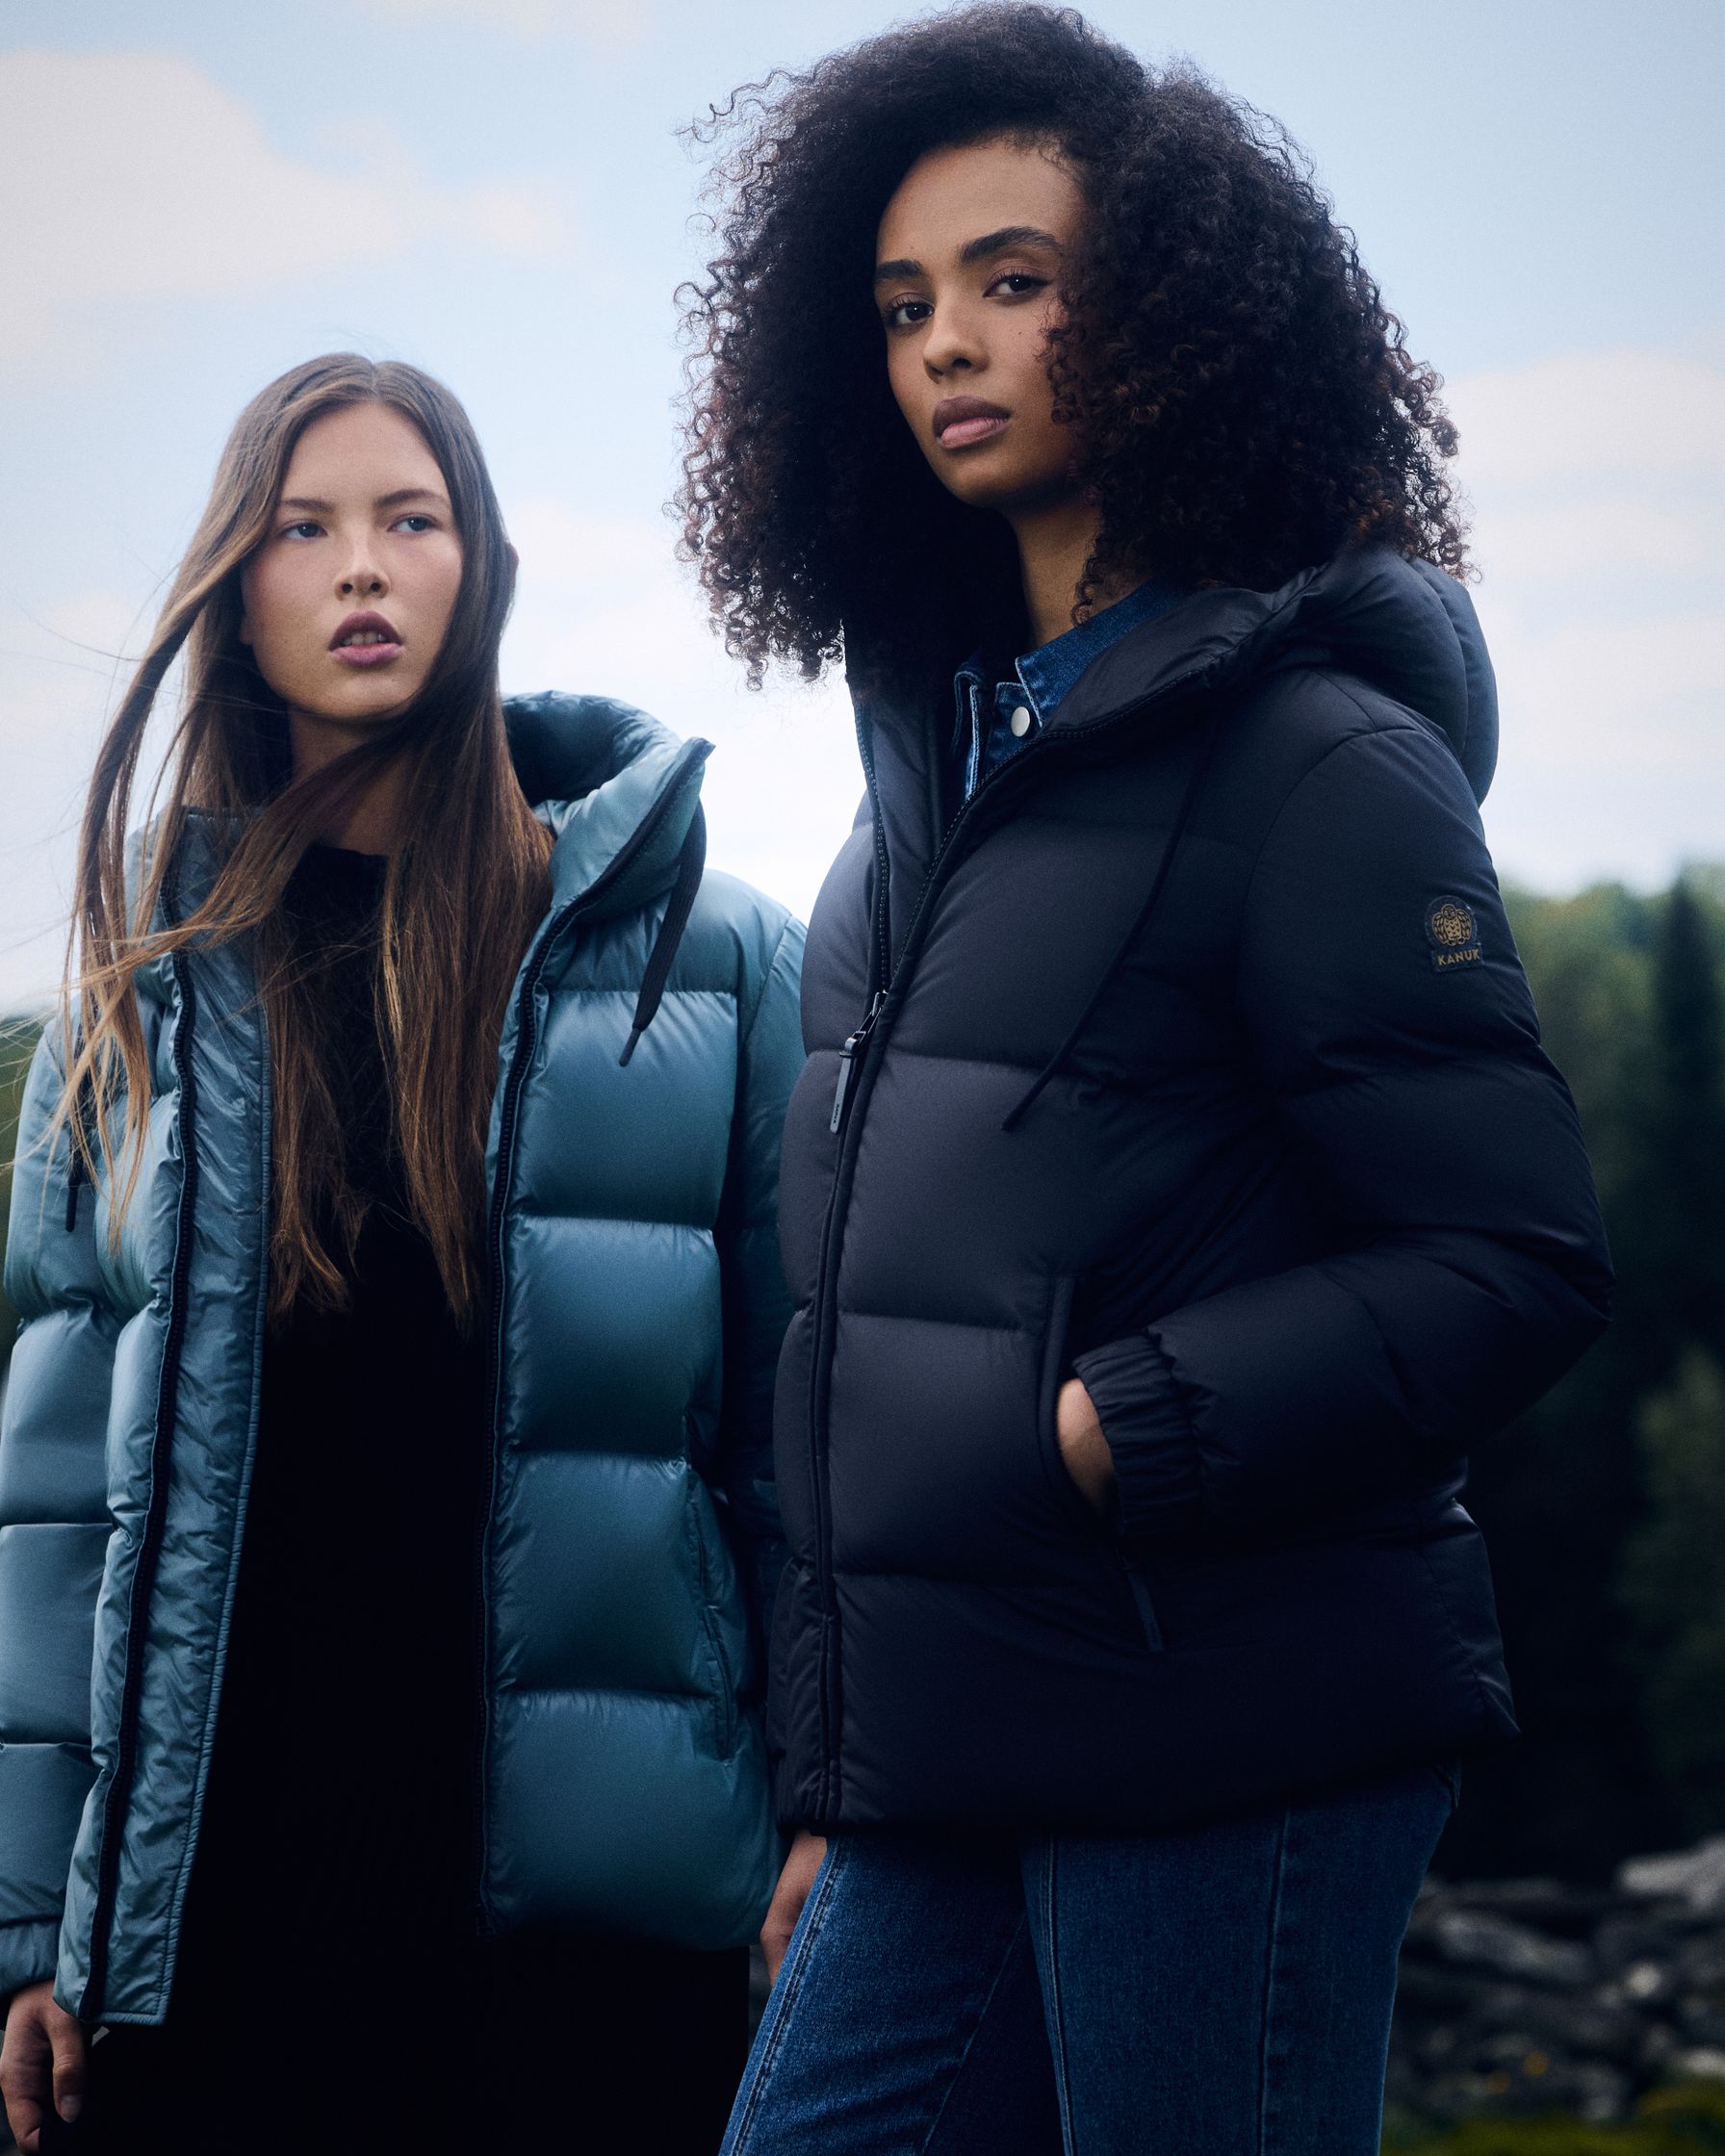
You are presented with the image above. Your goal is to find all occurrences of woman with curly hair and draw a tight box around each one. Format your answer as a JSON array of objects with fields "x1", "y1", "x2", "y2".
[{"x1": 681, "y1": 9, "x2": 1610, "y2": 2152}]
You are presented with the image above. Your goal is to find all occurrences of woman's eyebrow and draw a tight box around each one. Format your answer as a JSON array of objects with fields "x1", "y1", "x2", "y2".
[
  {"x1": 873, "y1": 225, "x2": 1064, "y2": 289},
  {"x1": 276, "y1": 487, "x2": 450, "y2": 514},
  {"x1": 959, "y1": 224, "x2": 1063, "y2": 264}
]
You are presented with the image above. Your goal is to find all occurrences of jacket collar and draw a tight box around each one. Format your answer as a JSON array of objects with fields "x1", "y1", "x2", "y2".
[
  {"x1": 503, "y1": 691, "x2": 711, "y2": 918},
  {"x1": 146, "y1": 693, "x2": 711, "y2": 941},
  {"x1": 857, "y1": 543, "x2": 1499, "y2": 810}
]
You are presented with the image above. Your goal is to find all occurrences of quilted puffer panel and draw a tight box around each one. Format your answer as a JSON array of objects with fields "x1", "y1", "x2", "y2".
[
  {"x1": 0, "y1": 1307, "x2": 118, "y2": 1525},
  {"x1": 0, "y1": 1525, "x2": 111, "y2": 1743},
  {"x1": 489, "y1": 1450, "x2": 708, "y2": 1695},
  {"x1": 499, "y1": 1215, "x2": 721, "y2": 1454},
  {"x1": 484, "y1": 1686, "x2": 777, "y2": 1950},
  {"x1": 508, "y1": 988, "x2": 736, "y2": 1230}
]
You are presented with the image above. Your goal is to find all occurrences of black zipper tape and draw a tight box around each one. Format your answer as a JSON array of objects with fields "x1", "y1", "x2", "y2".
[{"x1": 82, "y1": 887, "x2": 199, "y2": 2018}]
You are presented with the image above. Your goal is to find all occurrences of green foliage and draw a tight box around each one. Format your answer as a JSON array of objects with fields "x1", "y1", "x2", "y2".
[
  {"x1": 1620, "y1": 1351, "x2": 1725, "y2": 1830},
  {"x1": 1382, "y1": 2080, "x2": 1725, "y2": 2152},
  {"x1": 1446, "y1": 873, "x2": 1725, "y2": 1882}
]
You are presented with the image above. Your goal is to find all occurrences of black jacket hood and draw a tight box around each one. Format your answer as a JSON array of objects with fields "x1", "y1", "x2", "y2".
[{"x1": 1048, "y1": 546, "x2": 1498, "y2": 806}]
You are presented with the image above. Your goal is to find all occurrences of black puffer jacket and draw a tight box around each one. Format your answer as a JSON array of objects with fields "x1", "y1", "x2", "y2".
[{"x1": 770, "y1": 546, "x2": 1612, "y2": 1833}]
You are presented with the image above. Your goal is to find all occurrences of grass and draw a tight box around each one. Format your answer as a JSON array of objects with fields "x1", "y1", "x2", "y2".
[{"x1": 1383, "y1": 2084, "x2": 1725, "y2": 2153}]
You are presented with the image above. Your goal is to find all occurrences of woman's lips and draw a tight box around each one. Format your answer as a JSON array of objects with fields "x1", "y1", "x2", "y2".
[
  {"x1": 939, "y1": 413, "x2": 1010, "y2": 449},
  {"x1": 331, "y1": 641, "x2": 404, "y2": 669},
  {"x1": 933, "y1": 398, "x2": 1011, "y2": 449}
]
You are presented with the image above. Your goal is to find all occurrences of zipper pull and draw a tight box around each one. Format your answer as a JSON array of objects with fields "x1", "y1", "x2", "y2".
[{"x1": 830, "y1": 992, "x2": 886, "y2": 1134}]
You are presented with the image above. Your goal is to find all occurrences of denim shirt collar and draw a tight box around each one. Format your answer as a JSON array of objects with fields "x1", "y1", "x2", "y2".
[{"x1": 953, "y1": 575, "x2": 1186, "y2": 741}]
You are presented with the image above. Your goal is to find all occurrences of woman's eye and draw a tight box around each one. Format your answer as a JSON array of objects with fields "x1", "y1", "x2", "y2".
[
  {"x1": 280, "y1": 521, "x2": 322, "y2": 541},
  {"x1": 989, "y1": 272, "x2": 1048, "y2": 299},
  {"x1": 393, "y1": 514, "x2": 436, "y2": 533},
  {"x1": 883, "y1": 297, "x2": 933, "y2": 330}
]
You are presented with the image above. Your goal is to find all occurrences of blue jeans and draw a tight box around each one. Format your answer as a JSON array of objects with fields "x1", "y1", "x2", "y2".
[{"x1": 721, "y1": 1762, "x2": 1457, "y2": 2156}]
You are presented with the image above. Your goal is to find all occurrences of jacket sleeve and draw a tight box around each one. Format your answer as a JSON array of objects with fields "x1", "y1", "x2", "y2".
[
  {"x1": 1072, "y1": 716, "x2": 1614, "y2": 1541},
  {"x1": 714, "y1": 913, "x2": 806, "y2": 1654},
  {"x1": 0, "y1": 1029, "x2": 116, "y2": 1999}
]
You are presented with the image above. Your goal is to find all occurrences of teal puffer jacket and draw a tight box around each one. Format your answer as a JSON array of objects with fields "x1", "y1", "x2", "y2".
[{"x1": 0, "y1": 693, "x2": 805, "y2": 2023}]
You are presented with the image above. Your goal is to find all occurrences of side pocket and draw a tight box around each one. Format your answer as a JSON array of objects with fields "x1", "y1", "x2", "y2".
[
  {"x1": 699, "y1": 1601, "x2": 738, "y2": 1758},
  {"x1": 686, "y1": 1487, "x2": 738, "y2": 1759},
  {"x1": 1039, "y1": 1277, "x2": 1166, "y2": 1653},
  {"x1": 1035, "y1": 1275, "x2": 1097, "y2": 1532},
  {"x1": 1114, "y1": 1551, "x2": 1165, "y2": 1654}
]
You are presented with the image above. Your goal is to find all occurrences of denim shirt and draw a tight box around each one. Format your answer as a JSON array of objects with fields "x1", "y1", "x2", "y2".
[{"x1": 951, "y1": 577, "x2": 1186, "y2": 804}]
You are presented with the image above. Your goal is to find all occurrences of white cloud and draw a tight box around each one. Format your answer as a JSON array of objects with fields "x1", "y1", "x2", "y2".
[
  {"x1": 1448, "y1": 347, "x2": 1724, "y2": 893},
  {"x1": 1448, "y1": 348, "x2": 1725, "y2": 486},
  {"x1": 0, "y1": 51, "x2": 564, "y2": 368},
  {"x1": 1467, "y1": 498, "x2": 1725, "y2": 586},
  {"x1": 0, "y1": 594, "x2": 153, "y2": 1013},
  {"x1": 360, "y1": 0, "x2": 647, "y2": 50},
  {"x1": 501, "y1": 500, "x2": 860, "y2": 920}
]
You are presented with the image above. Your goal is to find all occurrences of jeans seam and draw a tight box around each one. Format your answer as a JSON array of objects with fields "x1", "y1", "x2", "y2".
[
  {"x1": 1256, "y1": 1809, "x2": 1291, "y2": 2156},
  {"x1": 726, "y1": 1842, "x2": 847, "y2": 2154},
  {"x1": 917, "y1": 1911, "x2": 1035, "y2": 2155},
  {"x1": 1039, "y1": 1840, "x2": 1078, "y2": 2156}
]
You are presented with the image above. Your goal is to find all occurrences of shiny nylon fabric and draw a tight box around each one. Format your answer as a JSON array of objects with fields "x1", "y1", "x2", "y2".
[
  {"x1": 771, "y1": 547, "x2": 1613, "y2": 1835},
  {"x1": 0, "y1": 694, "x2": 804, "y2": 2019}
]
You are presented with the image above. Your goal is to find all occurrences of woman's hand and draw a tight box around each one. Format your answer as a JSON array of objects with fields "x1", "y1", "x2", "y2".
[
  {"x1": 1, "y1": 1981, "x2": 87, "y2": 2152},
  {"x1": 760, "y1": 1829, "x2": 827, "y2": 1986},
  {"x1": 1056, "y1": 1377, "x2": 1117, "y2": 1515}
]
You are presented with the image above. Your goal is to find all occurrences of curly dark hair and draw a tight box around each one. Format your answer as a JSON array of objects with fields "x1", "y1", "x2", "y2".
[{"x1": 678, "y1": 4, "x2": 1468, "y2": 690}]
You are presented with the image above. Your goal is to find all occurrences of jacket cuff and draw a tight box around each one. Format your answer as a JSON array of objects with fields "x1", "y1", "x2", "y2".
[
  {"x1": 1071, "y1": 1333, "x2": 1205, "y2": 1539},
  {"x1": 0, "y1": 1919, "x2": 63, "y2": 2012}
]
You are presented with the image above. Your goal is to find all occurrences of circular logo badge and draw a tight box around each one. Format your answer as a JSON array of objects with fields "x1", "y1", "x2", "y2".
[{"x1": 1426, "y1": 896, "x2": 1478, "y2": 950}]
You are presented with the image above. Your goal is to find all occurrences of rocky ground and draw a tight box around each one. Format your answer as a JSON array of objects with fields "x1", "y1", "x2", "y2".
[{"x1": 1388, "y1": 1837, "x2": 1725, "y2": 2133}]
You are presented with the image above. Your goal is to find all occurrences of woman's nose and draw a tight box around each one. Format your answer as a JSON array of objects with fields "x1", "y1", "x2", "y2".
[
  {"x1": 338, "y1": 558, "x2": 387, "y2": 598},
  {"x1": 923, "y1": 305, "x2": 983, "y2": 379}
]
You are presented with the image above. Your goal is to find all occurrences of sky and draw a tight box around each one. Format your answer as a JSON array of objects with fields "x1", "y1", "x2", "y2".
[{"x1": 1, "y1": 0, "x2": 1720, "y2": 1010}]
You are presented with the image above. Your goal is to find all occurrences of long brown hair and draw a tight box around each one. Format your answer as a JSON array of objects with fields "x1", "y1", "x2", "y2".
[{"x1": 59, "y1": 353, "x2": 552, "y2": 1326}]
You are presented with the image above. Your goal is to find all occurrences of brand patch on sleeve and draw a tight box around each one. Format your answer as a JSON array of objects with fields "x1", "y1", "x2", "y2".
[{"x1": 1425, "y1": 895, "x2": 1482, "y2": 971}]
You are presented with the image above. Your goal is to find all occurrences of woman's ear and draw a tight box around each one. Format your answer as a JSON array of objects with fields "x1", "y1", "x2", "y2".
[
  {"x1": 238, "y1": 613, "x2": 253, "y2": 646},
  {"x1": 505, "y1": 541, "x2": 520, "y2": 586}
]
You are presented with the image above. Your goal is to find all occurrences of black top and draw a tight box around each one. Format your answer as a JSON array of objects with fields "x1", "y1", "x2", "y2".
[{"x1": 175, "y1": 844, "x2": 488, "y2": 2006}]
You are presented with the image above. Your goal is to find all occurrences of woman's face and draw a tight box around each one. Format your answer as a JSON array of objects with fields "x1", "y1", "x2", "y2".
[
  {"x1": 240, "y1": 400, "x2": 464, "y2": 739},
  {"x1": 874, "y1": 134, "x2": 1085, "y2": 518}
]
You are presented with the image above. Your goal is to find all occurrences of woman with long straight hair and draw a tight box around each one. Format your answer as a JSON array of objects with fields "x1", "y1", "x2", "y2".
[
  {"x1": 0, "y1": 353, "x2": 803, "y2": 2154},
  {"x1": 680, "y1": 11, "x2": 1613, "y2": 2152}
]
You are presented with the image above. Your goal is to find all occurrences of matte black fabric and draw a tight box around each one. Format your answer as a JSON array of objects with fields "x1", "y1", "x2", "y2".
[
  {"x1": 184, "y1": 843, "x2": 488, "y2": 2005},
  {"x1": 57, "y1": 1934, "x2": 749, "y2": 2155},
  {"x1": 770, "y1": 546, "x2": 1612, "y2": 1835}
]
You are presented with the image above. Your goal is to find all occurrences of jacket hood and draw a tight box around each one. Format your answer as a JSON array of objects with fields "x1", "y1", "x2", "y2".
[
  {"x1": 1050, "y1": 545, "x2": 1498, "y2": 805},
  {"x1": 502, "y1": 690, "x2": 710, "y2": 917}
]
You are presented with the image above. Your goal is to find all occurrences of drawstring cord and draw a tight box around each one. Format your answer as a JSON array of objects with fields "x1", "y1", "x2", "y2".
[
  {"x1": 618, "y1": 805, "x2": 707, "y2": 1067},
  {"x1": 1001, "y1": 708, "x2": 1227, "y2": 1133}
]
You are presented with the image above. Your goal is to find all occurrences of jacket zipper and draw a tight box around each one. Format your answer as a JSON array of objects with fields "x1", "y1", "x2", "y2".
[
  {"x1": 83, "y1": 886, "x2": 200, "y2": 2019},
  {"x1": 473, "y1": 741, "x2": 708, "y2": 1927},
  {"x1": 804, "y1": 676, "x2": 1215, "y2": 1804},
  {"x1": 829, "y1": 992, "x2": 885, "y2": 1133},
  {"x1": 853, "y1": 708, "x2": 892, "y2": 999}
]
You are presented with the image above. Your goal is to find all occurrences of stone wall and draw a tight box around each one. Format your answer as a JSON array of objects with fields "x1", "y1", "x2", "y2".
[{"x1": 1390, "y1": 1839, "x2": 1725, "y2": 2129}]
